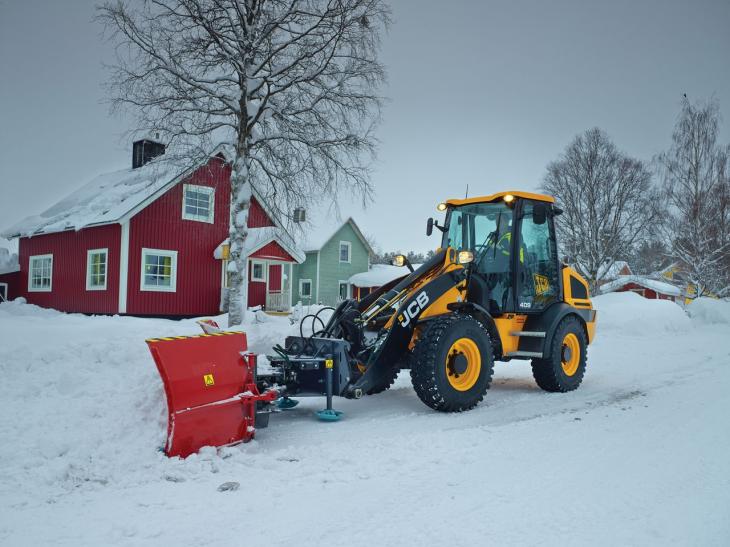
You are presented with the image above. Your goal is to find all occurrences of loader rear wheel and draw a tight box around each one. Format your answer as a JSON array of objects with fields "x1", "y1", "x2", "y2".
[
  {"x1": 411, "y1": 315, "x2": 494, "y2": 412},
  {"x1": 531, "y1": 316, "x2": 587, "y2": 392}
]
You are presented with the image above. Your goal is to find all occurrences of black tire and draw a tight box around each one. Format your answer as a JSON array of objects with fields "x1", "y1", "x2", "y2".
[
  {"x1": 531, "y1": 316, "x2": 587, "y2": 392},
  {"x1": 410, "y1": 314, "x2": 494, "y2": 412}
]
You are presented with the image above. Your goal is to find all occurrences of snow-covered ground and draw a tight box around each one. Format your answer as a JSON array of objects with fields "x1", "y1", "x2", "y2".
[{"x1": 0, "y1": 293, "x2": 729, "y2": 546}]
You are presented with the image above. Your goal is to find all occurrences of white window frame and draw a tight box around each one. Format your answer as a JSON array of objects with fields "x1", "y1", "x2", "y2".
[
  {"x1": 299, "y1": 278, "x2": 312, "y2": 298},
  {"x1": 250, "y1": 259, "x2": 267, "y2": 282},
  {"x1": 28, "y1": 254, "x2": 53, "y2": 292},
  {"x1": 140, "y1": 248, "x2": 178, "y2": 292},
  {"x1": 339, "y1": 241, "x2": 352, "y2": 264},
  {"x1": 338, "y1": 280, "x2": 350, "y2": 301},
  {"x1": 86, "y1": 248, "x2": 109, "y2": 291},
  {"x1": 0, "y1": 282, "x2": 7, "y2": 302},
  {"x1": 182, "y1": 183, "x2": 215, "y2": 223}
]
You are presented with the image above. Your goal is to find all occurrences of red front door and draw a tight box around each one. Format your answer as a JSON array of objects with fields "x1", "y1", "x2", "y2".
[{"x1": 268, "y1": 264, "x2": 282, "y2": 292}]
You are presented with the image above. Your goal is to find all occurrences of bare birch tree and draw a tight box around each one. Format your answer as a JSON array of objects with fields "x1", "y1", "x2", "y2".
[
  {"x1": 97, "y1": 0, "x2": 389, "y2": 325},
  {"x1": 656, "y1": 96, "x2": 730, "y2": 297},
  {"x1": 542, "y1": 128, "x2": 658, "y2": 292}
]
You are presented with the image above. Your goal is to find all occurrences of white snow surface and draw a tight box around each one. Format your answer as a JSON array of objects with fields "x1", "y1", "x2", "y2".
[
  {"x1": 349, "y1": 263, "x2": 414, "y2": 287},
  {"x1": 1, "y1": 293, "x2": 729, "y2": 545},
  {"x1": 600, "y1": 274, "x2": 683, "y2": 297}
]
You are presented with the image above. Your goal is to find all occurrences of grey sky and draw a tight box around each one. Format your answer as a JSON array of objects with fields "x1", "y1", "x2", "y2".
[{"x1": 1, "y1": 0, "x2": 729, "y2": 255}]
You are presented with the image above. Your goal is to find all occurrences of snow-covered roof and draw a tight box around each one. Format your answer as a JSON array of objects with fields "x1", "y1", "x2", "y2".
[
  {"x1": 349, "y1": 263, "x2": 422, "y2": 288},
  {"x1": 597, "y1": 260, "x2": 631, "y2": 280},
  {"x1": 600, "y1": 275, "x2": 683, "y2": 297},
  {"x1": 0, "y1": 247, "x2": 19, "y2": 275},
  {"x1": 292, "y1": 198, "x2": 374, "y2": 254},
  {"x1": 1, "y1": 156, "x2": 193, "y2": 239},
  {"x1": 214, "y1": 226, "x2": 305, "y2": 263}
]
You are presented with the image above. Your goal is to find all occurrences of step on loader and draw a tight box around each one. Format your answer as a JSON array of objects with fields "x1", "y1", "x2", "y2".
[{"x1": 148, "y1": 190, "x2": 597, "y2": 457}]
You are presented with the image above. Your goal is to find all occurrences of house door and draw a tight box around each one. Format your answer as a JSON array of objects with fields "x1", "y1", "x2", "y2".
[
  {"x1": 269, "y1": 264, "x2": 282, "y2": 292},
  {"x1": 248, "y1": 260, "x2": 267, "y2": 308},
  {"x1": 0, "y1": 283, "x2": 7, "y2": 302}
]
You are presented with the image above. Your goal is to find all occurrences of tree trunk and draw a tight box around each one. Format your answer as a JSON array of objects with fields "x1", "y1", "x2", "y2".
[{"x1": 227, "y1": 154, "x2": 252, "y2": 327}]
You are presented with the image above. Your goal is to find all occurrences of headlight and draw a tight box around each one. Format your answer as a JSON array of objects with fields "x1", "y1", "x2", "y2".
[
  {"x1": 436, "y1": 202, "x2": 447, "y2": 211},
  {"x1": 503, "y1": 194, "x2": 515, "y2": 203},
  {"x1": 392, "y1": 254, "x2": 407, "y2": 267},
  {"x1": 457, "y1": 250, "x2": 474, "y2": 264}
]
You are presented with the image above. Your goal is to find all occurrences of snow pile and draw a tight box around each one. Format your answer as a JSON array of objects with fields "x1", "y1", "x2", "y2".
[
  {"x1": 593, "y1": 291, "x2": 691, "y2": 335},
  {"x1": 686, "y1": 297, "x2": 730, "y2": 325}
]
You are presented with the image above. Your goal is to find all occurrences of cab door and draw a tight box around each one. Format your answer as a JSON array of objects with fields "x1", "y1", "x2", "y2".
[{"x1": 515, "y1": 201, "x2": 560, "y2": 312}]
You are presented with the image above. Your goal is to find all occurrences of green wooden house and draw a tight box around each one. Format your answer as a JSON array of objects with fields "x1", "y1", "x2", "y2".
[{"x1": 291, "y1": 217, "x2": 373, "y2": 307}]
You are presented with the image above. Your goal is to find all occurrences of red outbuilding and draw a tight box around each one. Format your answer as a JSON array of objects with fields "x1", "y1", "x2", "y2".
[
  {"x1": 0, "y1": 140, "x2": 304, "y2": 316},
  {"x1": 599, "y1": 275, "x2": 683, "y2": 303}
]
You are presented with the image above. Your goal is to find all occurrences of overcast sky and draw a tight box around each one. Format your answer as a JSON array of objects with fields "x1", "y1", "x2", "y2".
[{"x1": 1, "y1": 0, "x2": 729, "y2": 254}]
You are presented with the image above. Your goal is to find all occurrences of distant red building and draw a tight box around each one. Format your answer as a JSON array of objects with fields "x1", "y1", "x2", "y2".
[
  {"x1": 1, "y1": 141, "x2": 303, "y2": 316},
  {"x1": 600, "y1": 275, "x2": 683, "y2": 303}
]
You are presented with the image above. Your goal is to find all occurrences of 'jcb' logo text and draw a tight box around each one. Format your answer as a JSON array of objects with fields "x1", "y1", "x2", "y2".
[{"x1": 398, "y1": 291, "x2": 430, "y2": 328}]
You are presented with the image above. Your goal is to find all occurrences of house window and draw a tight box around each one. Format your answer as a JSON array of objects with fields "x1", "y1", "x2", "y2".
[
  {"x1": 182, "y1": 184, "x2": 215, "y2": 223},
  {"x1": 86, "y1": 249, "x2": 108, "y2": 291},
  {"x1": 338, "y1": 281, "x2": 350, "y2": 301},
  {"x1": 339, "y1": 241, "x2": 351, "y2": 263},
  {"x1": 299, "y1": 279, "x2": 312, "y2": 298},
  {"x1": 28, "y1": 254, "x2": 53, "y2": 292},
  {"x1": 0, "y1": 283, "x2": 7, "y2": 302},
  {"x1": 141, "y1": 248, "x2": 177, "y2": 292},
  {"x1": 251, "y1": 260, "x2": 266, "y2": 282}
]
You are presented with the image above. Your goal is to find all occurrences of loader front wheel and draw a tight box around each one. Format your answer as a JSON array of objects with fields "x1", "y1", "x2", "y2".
[
  {"x1": 411, "y1": 315, "x2": 494, "y2": 412},
  {"x1": 531, "y1": 316, "x2": 587, "y2": 392}
]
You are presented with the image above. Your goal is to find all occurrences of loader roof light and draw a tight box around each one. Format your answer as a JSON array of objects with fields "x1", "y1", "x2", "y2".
[
  {"x1": 436, "y1": 202, "x2": 448, "y2": 212},
  {"x1": 503, "y1": 194, "x2": 515, "y2": 203},
  {"x1": 392, "y1": 254, "x2": 407, "y2": 267},
  {"x1": 457, "y1": 250, "x2": 474, "y2": 264}
]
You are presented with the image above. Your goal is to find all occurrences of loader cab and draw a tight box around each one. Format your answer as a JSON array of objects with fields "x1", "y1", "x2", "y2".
[{"x1": 441, "y1": 193, "x2": 560, "y2": 315}]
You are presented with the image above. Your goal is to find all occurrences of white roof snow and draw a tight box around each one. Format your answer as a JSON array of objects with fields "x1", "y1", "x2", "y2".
[
  {"x1": 0, "y1": 247, "x2": 19, "y2": 275},
  {"x1": 349, "y1": 263, "x2": 421, "y2": 288},
  {"x1": 2, "y1": 156, "x2": 187, "y2": 239},
  {"x1": 214, "y1": 226, "x2": 305, "y2": 263},
  {"x1": 600, "y1": 275, "x2": 683, "y2": 297},
  {"x1": 597, "y1": 260, "x2": 631, "y2": 280},
  {"x1": 292, "y1": 198, "x2": 374, "y2": 254}
]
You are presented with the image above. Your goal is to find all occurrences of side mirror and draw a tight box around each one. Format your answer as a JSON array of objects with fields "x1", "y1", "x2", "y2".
[
  {"x1": 426, "y1": 217, "x2": 434, "y2": 236},
  {"x1": 533, "y1": 203, "x2": 547, "y2": 225}
]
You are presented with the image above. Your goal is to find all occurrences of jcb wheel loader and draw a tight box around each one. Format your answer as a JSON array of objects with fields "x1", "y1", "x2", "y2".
[
  {"x1": 261, "y1": 190, "x2": 596, "y2": 413},
  {"x1": 148, "y1": 190, "x2": 597, "y2": 456}
]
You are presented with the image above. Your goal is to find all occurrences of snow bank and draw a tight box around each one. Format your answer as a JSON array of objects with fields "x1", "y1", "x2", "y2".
[
  {"x1": 686, "y1": 297, "x2": 730, "y2": 325},
  {"x1": 593, "y1": 292, "x2": 691, "y2": 335},
  {"x1": 0, "y1": 302, "x2": 299, "y2": 504}
]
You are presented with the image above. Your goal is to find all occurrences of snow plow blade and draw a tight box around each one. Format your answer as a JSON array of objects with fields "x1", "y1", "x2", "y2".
[{"x1": 146, "y1": 332, "x2": 277, "y2": 458}]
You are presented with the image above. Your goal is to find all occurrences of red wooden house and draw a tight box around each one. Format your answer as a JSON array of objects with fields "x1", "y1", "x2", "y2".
[{"x1": 0, "y1": 140, "x2": 304, "y2": 316}]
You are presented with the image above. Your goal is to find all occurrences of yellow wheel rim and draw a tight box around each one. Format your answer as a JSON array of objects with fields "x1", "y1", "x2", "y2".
[
  {"x1": 445, "y1": 338, "x2": 481, "y2": 391},
  {"x1": 561, "y1": 333, "x2": 581, "y2": 376}
]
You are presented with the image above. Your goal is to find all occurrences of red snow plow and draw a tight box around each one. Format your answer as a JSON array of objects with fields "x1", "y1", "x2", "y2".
[{"x1": 147, "y1": 330, "x2": 277, "y2": 457}]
